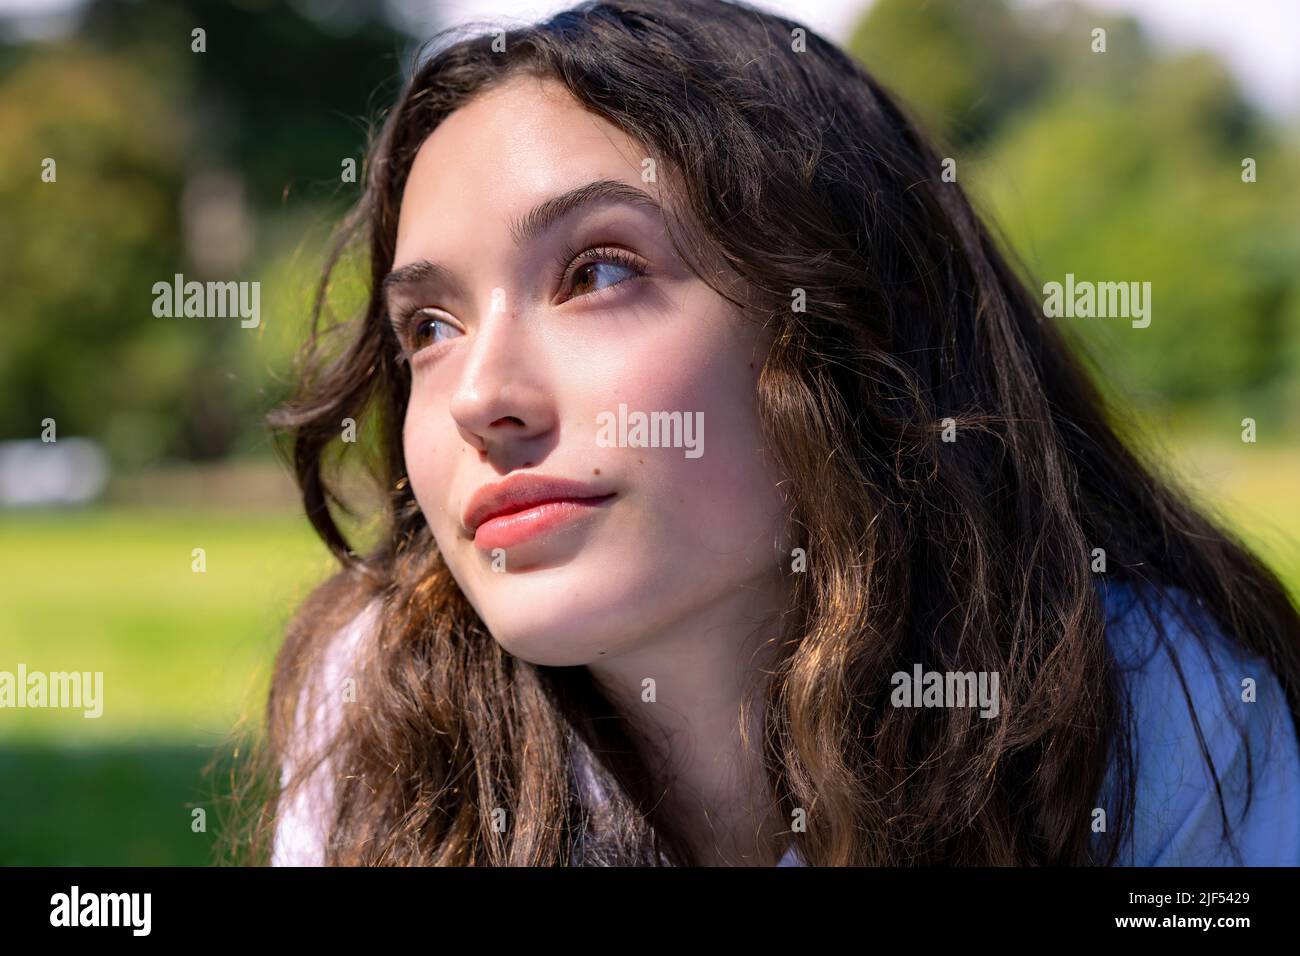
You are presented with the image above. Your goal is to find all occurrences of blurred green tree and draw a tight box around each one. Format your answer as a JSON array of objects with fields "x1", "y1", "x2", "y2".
[
  {"x1": 0, "y1": 0, "x2": 412, "y2": 466},
  {"x1": 848, "y1": 0, "x2": 1300, "y2": 428}
]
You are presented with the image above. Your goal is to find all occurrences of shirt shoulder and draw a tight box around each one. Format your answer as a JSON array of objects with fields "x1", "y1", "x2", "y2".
[
  {"x1": 1099, "y1": 580, "x2": 1300, "y2": 866},
  {"x1": 270, "y1": 598, "x2": 380, "y2": 867}
]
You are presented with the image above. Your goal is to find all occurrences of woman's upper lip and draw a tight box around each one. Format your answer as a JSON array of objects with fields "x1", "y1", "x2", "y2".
[{"x1": 463, "y1": 474, "x2": 614, "y2": 535}]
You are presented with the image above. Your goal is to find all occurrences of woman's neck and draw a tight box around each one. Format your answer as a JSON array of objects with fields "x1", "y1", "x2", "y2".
[{"x1": 585, "y1": 572, "x2": 790, "y2": 865}]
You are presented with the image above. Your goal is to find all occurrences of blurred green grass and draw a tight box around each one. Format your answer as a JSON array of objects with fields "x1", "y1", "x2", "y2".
[
  {"x1": 0, "y1": 504, "x2": 333, "y2": 865},
  {"x1": 1164, "y1": 442, "x2": 1300, "y2": 597},
  {"x1": 0, "y1": 743, "x2": 233, "y2": 865},
  {"x1": 0, "y1": 506, "x2": 333, "y2": 743},
  {"x1": 0, "y1": 444, "x2": 1295, "y2": 864}
]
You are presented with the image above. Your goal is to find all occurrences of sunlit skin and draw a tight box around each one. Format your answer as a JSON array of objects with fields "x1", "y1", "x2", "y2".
[{"x1": 388, "y1": 74, "x2": 793, "y2": 865}]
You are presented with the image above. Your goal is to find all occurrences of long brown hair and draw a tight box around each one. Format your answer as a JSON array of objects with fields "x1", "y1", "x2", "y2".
[{"x1": 224, "y1": 0, "x2": 1300, "y2": 866}]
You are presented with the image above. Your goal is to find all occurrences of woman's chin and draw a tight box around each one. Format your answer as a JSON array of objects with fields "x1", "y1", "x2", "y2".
[
  {"x1": 484, "y1": 622, "x2": 622, "y2": 667},
  {"x1": 474, "y1": 589, "x2": 649, "y2": 668}
]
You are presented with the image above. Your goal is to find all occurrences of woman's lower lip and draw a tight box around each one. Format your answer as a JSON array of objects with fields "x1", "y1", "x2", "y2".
[{"x1": 472, "y1": 495, "x2": 615, "y2": 552}]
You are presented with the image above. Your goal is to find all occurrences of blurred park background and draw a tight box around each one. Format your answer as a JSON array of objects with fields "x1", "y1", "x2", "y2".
[{"x1": 1, "y1": 0, "x2": 1297, "y2": 864}]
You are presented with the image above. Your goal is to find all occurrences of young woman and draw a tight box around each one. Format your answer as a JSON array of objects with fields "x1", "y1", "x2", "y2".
[{"x1": 246, "y1": 0, "x2": 1300, "y2": 866}]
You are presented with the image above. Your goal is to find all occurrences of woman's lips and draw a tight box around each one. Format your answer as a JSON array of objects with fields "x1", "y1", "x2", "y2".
[{"x1": 472, "y1": 494, "x2": 616, "y2": 552}]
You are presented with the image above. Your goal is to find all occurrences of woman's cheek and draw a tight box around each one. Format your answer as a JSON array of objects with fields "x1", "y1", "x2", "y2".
[{"x1": 403, "y1": 406, "x2": 457, "y2": 533}]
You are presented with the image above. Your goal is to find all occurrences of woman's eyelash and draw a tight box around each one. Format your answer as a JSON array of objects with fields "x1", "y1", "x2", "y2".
[{"x1": 550, "y1": 243, "x2": 647, "y2": 299}]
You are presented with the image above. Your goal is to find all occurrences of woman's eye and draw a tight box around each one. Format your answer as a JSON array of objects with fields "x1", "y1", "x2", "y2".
[
  {"x1": 558, "y1": 248, "x2": 647, "y2": 302},
  {"x1": 569, "y1": 260, "x2": 638, "y2": 298},
  {"x1": 407, "y1": 309, "x2": 461, "y2": 351}
]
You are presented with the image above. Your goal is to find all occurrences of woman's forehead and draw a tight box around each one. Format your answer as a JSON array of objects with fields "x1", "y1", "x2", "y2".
[
  {"x1": 412, "y1": 74, "x2": 643, "y2": 184},
  {"x1": 396, "y1": 80, "x2": 655, "y2": 240}
]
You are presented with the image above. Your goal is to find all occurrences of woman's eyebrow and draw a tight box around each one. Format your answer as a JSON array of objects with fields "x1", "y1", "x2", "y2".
[
  {"x1": 506, "y1": 178, "x2": 662, "y2": 247},
  {"x1": 381, "y1": 178, "x2": 663, "y2": 306}
]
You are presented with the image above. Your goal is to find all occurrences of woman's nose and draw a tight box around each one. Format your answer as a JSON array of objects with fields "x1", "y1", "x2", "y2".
[{"x1": 447, "y1": 294, "x2": 557, "y2": 459}]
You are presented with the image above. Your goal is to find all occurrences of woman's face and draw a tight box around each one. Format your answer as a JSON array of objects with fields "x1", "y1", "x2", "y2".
[{"x1": 388, "y1": 74, "x2": 789, "y2": 666}]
